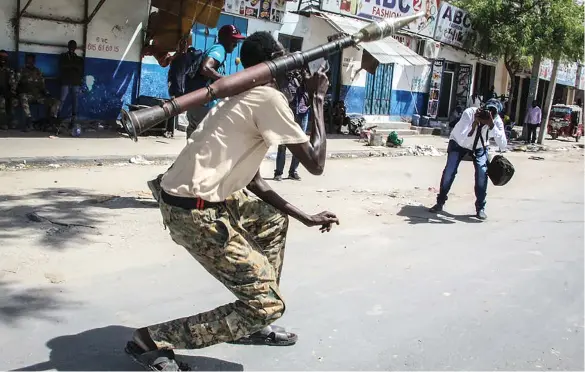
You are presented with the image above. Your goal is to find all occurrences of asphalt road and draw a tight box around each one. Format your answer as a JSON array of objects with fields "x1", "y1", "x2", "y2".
[{"x1": 0, "y1": 152, "x2": 583, "y2": 371}]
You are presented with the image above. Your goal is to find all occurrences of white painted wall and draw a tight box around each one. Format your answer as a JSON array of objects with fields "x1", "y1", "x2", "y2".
[
  {"x1": 0, "y1": 1, "x2": 16, "y2": 51},
  {"x1": 392, "y1": 64, "x2": 432, "y2": 93},
  {"x1": 0, "y1": 0, "x2": 148, "y2": 62},
  {"x1": 86, "y1": 0, "x2": 150, "y2": 63}
]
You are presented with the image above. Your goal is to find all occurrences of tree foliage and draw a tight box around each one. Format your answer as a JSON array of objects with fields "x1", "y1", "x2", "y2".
[{"x1": 453, "y1": 0, "x2": 584, "y2": 70}]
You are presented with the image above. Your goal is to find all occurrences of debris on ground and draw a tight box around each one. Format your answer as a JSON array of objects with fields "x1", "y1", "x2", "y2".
[
  {"x1": 26, "y1": 212, "x2": 96, "y2": 229},
  {"x1": 386, "y1": 131, "x2": 404, "y2": 147},
  {"x1": 88, "y1": 195, "x2": 120, "y2": 203},
  {"x1": 48, "y1": 163, "x2": 61, "y2": 168},
  {"x1": 129, "y1": 155, "x2": 154, "y2": 165},
  {"x1": 529, "y1": 156, "x2": 545, "y2": 161},
  {"x1": 401, "y1": 145, "x2": 442, "y2": 157}
]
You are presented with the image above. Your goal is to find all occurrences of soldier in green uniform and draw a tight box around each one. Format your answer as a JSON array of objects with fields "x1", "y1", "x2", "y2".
[
  {"x1": 17, "y1": 53, "x2": 60, "y2": 132},
  {"x1": 0, "y1": 50, "x2": 19, "y2": 130}
]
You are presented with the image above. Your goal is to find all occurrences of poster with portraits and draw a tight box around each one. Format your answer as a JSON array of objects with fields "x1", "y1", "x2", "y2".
[
  {"x1": 427, "y1": 59, "x2": 444, "y2": 119},
  {"x1": 270, "y1": 0, "x2": 286, "y2": 23}
]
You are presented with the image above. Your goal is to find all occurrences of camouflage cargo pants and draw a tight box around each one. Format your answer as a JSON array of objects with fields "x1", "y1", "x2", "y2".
[
  {"x1": 149, "y1": 189, "x2": 289, "y2": 349},
  {"x1": 0, "y1": 95, "x2": 18, "y2": 115},
  {"x1": 20, "y1": 94, "x2": 60, "y2": 118}
]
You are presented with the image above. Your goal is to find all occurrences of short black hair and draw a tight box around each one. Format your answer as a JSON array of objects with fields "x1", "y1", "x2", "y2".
[
  {"x1": 25, "y1": 53, "x2": 35, "y2": 59},
  {"x1": 240, "y1": 31, "x2": 280, "y2": 68}
]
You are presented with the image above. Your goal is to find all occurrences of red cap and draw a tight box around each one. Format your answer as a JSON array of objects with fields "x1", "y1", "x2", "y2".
[{"x1": 218, "y1": 25, "x2": 245, "y2": 40}]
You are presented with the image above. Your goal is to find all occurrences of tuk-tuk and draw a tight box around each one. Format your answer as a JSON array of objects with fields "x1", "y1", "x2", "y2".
[{"x1": 547, "y1": 104, "x2": 583, "y2": 142}]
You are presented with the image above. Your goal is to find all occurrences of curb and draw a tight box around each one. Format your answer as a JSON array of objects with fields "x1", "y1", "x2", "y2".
[{"x1": 0, "y1": 147, "x2": 445, "y2": 169}]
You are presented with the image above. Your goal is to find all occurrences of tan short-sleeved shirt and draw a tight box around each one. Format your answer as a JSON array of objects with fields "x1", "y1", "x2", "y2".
[{"x1": 161, "y1": 86, "x2": 309, "y2": 202}]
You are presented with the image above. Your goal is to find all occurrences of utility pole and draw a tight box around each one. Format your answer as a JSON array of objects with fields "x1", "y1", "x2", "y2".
[
  {"x1": 524, "y1": 54, "x2": 541, "y2": 141},
  {"x1": 538, "y1": 55, "x2": 560, "y2": 144}
]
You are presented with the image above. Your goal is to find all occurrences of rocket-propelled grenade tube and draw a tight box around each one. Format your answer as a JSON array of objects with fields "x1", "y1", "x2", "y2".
[{"x1": 121, "y1": 12, "x2": 423, "y2": 141}]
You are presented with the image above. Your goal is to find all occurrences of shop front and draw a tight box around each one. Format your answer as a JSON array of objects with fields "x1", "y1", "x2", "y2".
[
  {"x1": 140, "y1": 0, "x2": 285, "y2": 100},
  {"x1": 426, "y1": 2, "x2": 475, "y2": 121}
]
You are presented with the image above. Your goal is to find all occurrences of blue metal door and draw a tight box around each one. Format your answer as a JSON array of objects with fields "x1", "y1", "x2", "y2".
[
  {"x1": 192, "y1": 14, "x2": 248, "y2": 75},
  {"x1": 364, "y1": 63, "x2": 393, "y2": 115}
]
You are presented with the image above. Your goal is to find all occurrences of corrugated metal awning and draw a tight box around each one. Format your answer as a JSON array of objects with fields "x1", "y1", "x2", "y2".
[{"x1": 320, "y1": 13, "x2": 430, "y2": 66}]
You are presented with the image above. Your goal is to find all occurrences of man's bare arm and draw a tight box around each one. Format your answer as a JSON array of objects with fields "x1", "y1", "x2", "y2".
[
  {"x1": 286, "y1": 64, "x2": 329, "y2": 176},
  {"x1": 246, "y1": 171, "x2": 338, "y2": 231},
  {"x1": 199, "y1": 57, "x2": 223, "y2": 81}
]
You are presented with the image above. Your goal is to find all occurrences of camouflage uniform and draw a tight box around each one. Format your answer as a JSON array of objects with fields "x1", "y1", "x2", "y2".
[
  {"x1": 148, "y1": 189, "x2": 288, "y2": 349},
  {"x1": 17, "y1": 66, "x2": 60, "y2": 119},
  {"x1": 0, "y1": 65, "x2": 19, "y2": 129}
]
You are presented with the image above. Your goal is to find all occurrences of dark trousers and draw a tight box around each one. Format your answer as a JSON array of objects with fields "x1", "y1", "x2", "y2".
[
  {"x1": 526, "y1": 124, "x2": 538, "y2": 143},
  {"x1": 275, "y1": 112, "x2": 309, "y2": 177},
  {"x1": 437, "y1": 140, "x2": 489, "y2": 212}
]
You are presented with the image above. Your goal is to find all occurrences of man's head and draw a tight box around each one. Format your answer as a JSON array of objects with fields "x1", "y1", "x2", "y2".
[
  {"x1": 240, "y1": 31, "x2": 284, "y2": 69},
  {"x1": 217, "y1": 25, "x2": 245, "y2": 53},
  {"x1": 478, "y1": 98, "x2": 503, "y2": 124},
  {"x1": 25, "y1": 53, "x2": 35, "y2": 68},
  {"x1": 68, "y1": 40, "x2": 77, "y2": 53},
  {"x1": 532, "y1": 99, "x2": 538, "y2": 108},
  {"x1": 0, "y1": 50, "x2": 8, "y2": 66}
]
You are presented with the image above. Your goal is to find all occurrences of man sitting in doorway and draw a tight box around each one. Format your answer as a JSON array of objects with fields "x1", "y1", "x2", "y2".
[
  {"x1": 0, "y1": 50, "x2": 19, "y2": 130},
  {"x1": 18, "y1": 53, "x2": 60, "y2": 132}
]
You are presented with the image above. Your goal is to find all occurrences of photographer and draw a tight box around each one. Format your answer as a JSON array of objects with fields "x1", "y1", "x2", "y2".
[{"x1": 429, "y1": 99, "x2": 507, "y2": 220}]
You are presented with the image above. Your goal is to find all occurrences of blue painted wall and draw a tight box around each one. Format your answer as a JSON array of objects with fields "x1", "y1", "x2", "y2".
[
  {"x1": 8, "y1": 51, "x2": 139, "y2": 121},
  {"x1": 340, "y1": 84, "x2": 427, "y2": 121},
  {"x1": 389, "y1": 90, "x2": 427, "y2": 121},
  {"x1": 340, "y1": 85, "x2": 365, "y2": 114},
  {"x1": 138, "y1": 14, "x2": 249, "y2": 101}
]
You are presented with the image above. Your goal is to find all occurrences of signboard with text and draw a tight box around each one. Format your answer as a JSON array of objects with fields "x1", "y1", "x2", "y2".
[
  {"x1": 539, "y1": 59, "x2": 578, "y2": 87},
  {"x1": 427, "y1": 58, "x2": 444, "y2": 118},
  {"x1": 455, "y1": 64, "x2": 472, "y2": 109},
  {"x1": 320, "y1": 0, "x2": 440, "y2": 38},
  {"x1": 433, "y1": 1, "x2": 472, "y2": 48}
]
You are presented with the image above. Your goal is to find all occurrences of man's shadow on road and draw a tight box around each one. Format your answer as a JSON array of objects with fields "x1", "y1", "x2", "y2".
[
  {"x1": 14, "y1": 325, "x2": 244, "y2": 371},
  {"x1": 397, "y1": 205, "x2": 482, "y2": 225}
]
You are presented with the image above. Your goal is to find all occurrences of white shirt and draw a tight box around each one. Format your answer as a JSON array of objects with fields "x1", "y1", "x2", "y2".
[
  {"x1": 450, "y1": 107, "x2": 508, "y2": 151},
  {"x1": 524, "y1": 106, "x2": 542, "y2": 125}
]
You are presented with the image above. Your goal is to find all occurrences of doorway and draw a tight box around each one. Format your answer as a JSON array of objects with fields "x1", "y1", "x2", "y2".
[
  {"x1": 278, "y1": 34, "x2": 303, "y2": 52},
  {"x1": 364, "y1": 64, "x2": 393, "y2": 115},
  {"x1": 438, "y1": 71, "x2": 454, "y2": 118}
]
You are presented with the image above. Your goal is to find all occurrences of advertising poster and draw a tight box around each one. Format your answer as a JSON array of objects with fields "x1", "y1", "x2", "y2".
[
  {"x1": 427, "y1": 58, "x2": 444, "y2": 119},
  {"x1": 538, "y1": 58, "x2": 553, "y2": 81},
  {"x1": 321, "y1": 0, "x2": 439, "y2": 38},
  {"x1": 556, "y1": 62, "x2": 578, "y2": 87},
  {"x1": 223, "y1": 0, "x2": 240, "y2": 14},
  {"x1": 455, "y1": 64, "x2": 472, "y2": 109},
  {"x1": 259, "y1": 0, "x2": 272, "y2": 19},
  {"x1": 270, "y1": 0, "x2": 286, "y2": 23},
  {"x1": 433, "y1": 2, "x2": 473, "y2": 48},
  {"x1": 243, "y1": 0, "x2": 260, "y2": 18}
]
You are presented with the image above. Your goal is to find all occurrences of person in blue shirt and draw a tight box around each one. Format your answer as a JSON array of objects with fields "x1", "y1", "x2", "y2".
[
  {"x1": 184, "y1": 24, "x2": 245, "y2": 139},
  {"x1": 147, "y1": 25, "x2": 245, "y2": 203}
]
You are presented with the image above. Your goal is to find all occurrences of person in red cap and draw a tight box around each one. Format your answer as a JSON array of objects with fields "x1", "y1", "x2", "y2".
[
  {"x1": 147, "y1": 25, "x2": 245, "y2": 203},
  {"x1": 184, "y1": 24, "x2": 245, "y2": 138}
]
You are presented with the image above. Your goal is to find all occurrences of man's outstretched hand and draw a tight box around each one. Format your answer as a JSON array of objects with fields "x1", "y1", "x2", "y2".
[{"x1": 303, "y1": 211, "x2": 339, "y2": 233}]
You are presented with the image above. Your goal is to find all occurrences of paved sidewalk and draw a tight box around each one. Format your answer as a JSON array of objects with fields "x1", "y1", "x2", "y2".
[
  {"x1": 0, "y1": 128, "x2": 582, "y2": 167},
  {"x1": 0, "y1": 130, "x2": 452, "y2": 166}
]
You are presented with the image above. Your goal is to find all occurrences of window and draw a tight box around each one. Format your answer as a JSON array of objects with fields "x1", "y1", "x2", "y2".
[{"x1": 278, "y1": 34, "x2": 303, "y2": 52}]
